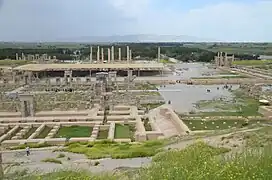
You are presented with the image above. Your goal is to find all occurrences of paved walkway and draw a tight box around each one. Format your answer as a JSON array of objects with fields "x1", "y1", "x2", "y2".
[{"x1": 2, "y1": 150, "x2": 151, "y2": 174}]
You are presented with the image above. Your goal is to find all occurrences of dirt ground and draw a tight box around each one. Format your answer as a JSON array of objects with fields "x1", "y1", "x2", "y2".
[{"x1": 2, "y1": 127, "x2": 261, "y2": 175}]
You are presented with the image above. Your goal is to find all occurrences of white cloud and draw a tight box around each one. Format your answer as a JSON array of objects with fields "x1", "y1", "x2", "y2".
[
  {"x1": 108, "y1": 0, "x2": 150, "y2": 17},
  {"x1": 0, "y1": 0, "x2": 271, "y2": 41},
  {"x1": 110, "y1": 0, "x2": 272, "y2": 41}
]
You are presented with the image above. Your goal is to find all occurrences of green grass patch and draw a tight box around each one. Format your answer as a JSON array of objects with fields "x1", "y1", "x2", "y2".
[
  {"x1": 97, "y1": 129, "x2": 109, "y2": 139},
  {"x1": 0, "y1": 60, "x2": 32, "y2": 66},
  {"x1": 22, "y1": 127, "x2": 37, "y2": 139},
  {"x1": 35, "y1": 126, "x2": 52, "y2": 139},
  {"x1": 183, "y1": 119, "x2": 265, "y2": 131},
  {"x1": 5, "y1": 141, "x2": 272, "y2": 180},
  {"x1": 233, "y1": 59, "x2": 272, "y2": 66},
  {"x1": 192, "y1": 89, "x2": 260, "y2": 117},
  {"x1": 42, "y1": 158, "x2": 62, "y2": 164},
  {"x1": 191, "y1": 75, "x2": 248, "y2": 79},
  {"x1": 55, "y1": 126, "x2": 93, "y2": 138},
  {"x1": 5, "y1": 170, "x2": 118, "y2": 180},
  {"x1": 114, "y1": 124, "x2": 135, "y2": 139},
  {"x1": 64, "y1": 140, "x2": 165, "y2": 159},
  {"x1": 139, "y1": 141, "x2": 272, "y2": 180},
  {"x1": 57, "y1": 153, "x2": 66, "y2": 158},
  {"x1": 241, "y1": 127, "x2": 272, "y2": 148}
]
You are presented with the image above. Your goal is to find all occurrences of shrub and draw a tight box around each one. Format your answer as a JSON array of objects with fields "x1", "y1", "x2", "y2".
[
  {"x1": 94, "y1": 161, "x2": 100, "y2": 166},
  {"x1": 57, "y1": 153, "x2": 65, "y2": 158},
  {"x1": 42, "y1": 158, "x2": 62, "y2": 164}
]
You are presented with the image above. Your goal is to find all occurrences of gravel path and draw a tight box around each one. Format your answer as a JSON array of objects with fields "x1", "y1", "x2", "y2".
[{"x1": 2, "y1": 150, "x2": 151, "y2": 174}]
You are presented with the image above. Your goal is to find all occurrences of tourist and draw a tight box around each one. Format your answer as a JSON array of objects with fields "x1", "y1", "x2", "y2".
[{"x1": 26, "y1": 146, "x2": 30, "y2": 156}]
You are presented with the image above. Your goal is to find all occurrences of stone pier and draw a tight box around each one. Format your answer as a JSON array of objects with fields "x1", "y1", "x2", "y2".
[
  {"x1": 158, "y1": 47, "x2": 161, "y2": 62},
  {"x1": 23, "y1": 72, "x2": 32, "y2": 85},
  {"x1": 19, "y1": 94, "x2": 35, "y2": 117},
  {"x1": 129, "y1": 50, "x2": 132, "y2": 61},
  {"x1": 64, "y1": 70, "x2": 72, "y2": 85},
  {"x1": 118, "y1": 48, "x2": 121, "y2": 61},
  {"x1": 111, "y1": 46, "x2": 114, "y2": 63},
  {"x1": 90, "y1": 46, "x2": 93, "y2": 63},
  {"x1": 126, "y1": 46, "x2": 130, "y2": 63},
  {"x1": 108, "y1": 48, "x2": 111, "y2": 63},
  {"x1": 97, "y1": 46, "x2": 100, "y2": 63},
  {"x1": 101, "y1": 48, "x2": 104, "y2": 62}
]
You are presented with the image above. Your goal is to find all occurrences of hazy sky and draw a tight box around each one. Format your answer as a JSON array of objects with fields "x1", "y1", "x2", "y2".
[{"x1": 0, "y1": 0, "x2": 271, "y2": 42}]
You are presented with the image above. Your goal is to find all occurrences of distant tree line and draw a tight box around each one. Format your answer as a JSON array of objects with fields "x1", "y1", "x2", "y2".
[
  {"x1": 0, "y1": 43, "x2": 217, "y2": 62},
  {"x1": 0, "y1": 43, "x2": 263, "y2": 62}
]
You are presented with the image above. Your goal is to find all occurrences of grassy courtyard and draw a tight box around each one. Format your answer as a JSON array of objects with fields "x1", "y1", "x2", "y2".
[
  {"x1": 22, "y1": 127, "x2": 38, "y2": 139},
  {"x1": 114, "y1": 124, "x2": 135, "y2": 139},
  {"x1": 232, "y1": 60, "x2": 272, "y2": 66},
  {"x1": 55, "y1": 126, "x2": 93, "y2": 138},
  {"x1": 97, "y1": 129, "x2": 109, "y2": 139},
  {"x1": 183, "y1": 119, "x2": 265, "y2": 131},
  {"x1": 35, "y1": 126, "x2": 52, "y2": 139}
]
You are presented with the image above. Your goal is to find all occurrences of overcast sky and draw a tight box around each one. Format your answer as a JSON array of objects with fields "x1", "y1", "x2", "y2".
[{"x1": 0, "y1": 0, "x2": 271, "y2": 42}]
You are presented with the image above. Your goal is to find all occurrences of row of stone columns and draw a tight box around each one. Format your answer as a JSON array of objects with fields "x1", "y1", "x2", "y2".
[
  {"x1": 90, "y1": 46, "x2": 132, "y2": 63},
  {"x1": 15, "y1": 53, "x2": 52, "y2": 61}
]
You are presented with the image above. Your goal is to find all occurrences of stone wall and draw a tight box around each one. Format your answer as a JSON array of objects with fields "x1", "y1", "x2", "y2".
[
  {"x1": 258, "y1": 106, "x2": 272, "y2": 117},
  {"x1": 162, "y1": 108, "x2": 191, "y2": 135}
]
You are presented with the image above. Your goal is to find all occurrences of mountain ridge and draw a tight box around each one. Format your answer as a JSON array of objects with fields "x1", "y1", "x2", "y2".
[{"x1": 56, "y1": 34, "x2": 219, "y2": 43}]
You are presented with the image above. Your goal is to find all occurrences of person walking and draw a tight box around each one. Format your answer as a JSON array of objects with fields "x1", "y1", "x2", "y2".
[{"x1": 26, "y1": 146, "x2": 30, "y2": 156}]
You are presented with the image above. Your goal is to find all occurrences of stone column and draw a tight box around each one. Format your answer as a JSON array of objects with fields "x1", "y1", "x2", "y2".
[
  {"x1": 220, "y1": 52, "x2": 223, "y2": 66},
  {"x1": 111, "y1": 46, "x2": 114, "y2": 63},
  {"x1": 225, "y1": 52, "x2": 228, "y2": 67},
  {"x1": 12, "y1": 71, "x2": 16, "y2": 83},
  {"x1": 158, "y1": 47, "x2": 161, "y2": 62},
  {"x1": 16, "y1": 53, "x2": 19, "y2": 60},
  {"x1": 35, "y1": 54, "x2": 39, "y2": 60},
  {"x1": 64, "y1": 70, "x2": 72, "y2": 84},
  {"x1": 101, "y1": 48, "x2": 104, "y2": 62},
  {"x1": 126, "y1": 46, "x2": 129, "y2": 63},
  {"x1": 28, "y1": 72, "x2": 32, "y2": 84},
  {"x1": 118, "y1": 48, "x2": 121, "y2": 61},
  {"x1": 29, "y1": 99, "x2": 34, "y2": 117},
  {"x1": 90, "y1": 46, "x2": 93, "y2": 63},
  {"x1": 97, "y1": 46, "x2": 100, "y2": 63},
  {"x1": 129, "y1": 50, "x2": 132, "y2": 61},
  {"x1": 20, "y1": 101, "x2": 27, "y2": 117},
  {"x1": 108, "y1": 48, "x2": 111, "y2": 63},
  {"x1": 22, "y1": 53, "x2": 26, "y2": 60}
]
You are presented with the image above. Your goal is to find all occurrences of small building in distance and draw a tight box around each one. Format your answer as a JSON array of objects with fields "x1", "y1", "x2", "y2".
[
  {"x1": 214, "y1": 52, "x2": 235, "y2": 67},
  {"x1": 258, "y1": 55, "x2": 272, "y2": 60}
]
